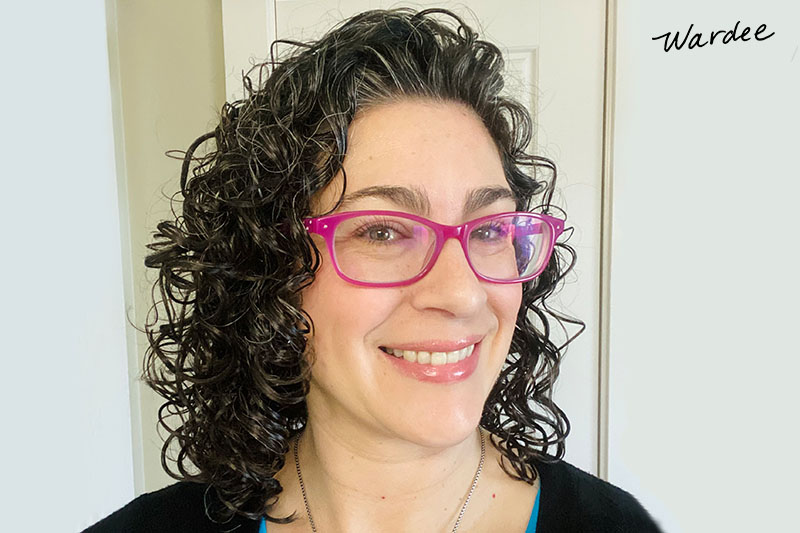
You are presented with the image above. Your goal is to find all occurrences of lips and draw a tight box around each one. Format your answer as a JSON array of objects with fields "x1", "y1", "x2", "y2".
[
  {"x1": 381, "y1": 344, "x2": 476, "y2": 365},
  {"x1": 380, "y1": 339, "x2": 482, "y2": 383},
  {"x1": 379, "y1": 336, "x2": 483, "y2": 353}
]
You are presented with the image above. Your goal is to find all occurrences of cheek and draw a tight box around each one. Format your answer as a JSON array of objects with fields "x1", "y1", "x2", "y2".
[
  {"x1": 302, "y1": 255, "x2": 348, "y2": 340},
  {"x1": 301, "y1": 239, "x2": 347, "y2": 329},
  {"x1": 491, "y1": 284, "x2": 523, "y2": 329},
  {"x1": 301, "y1": 250, "x2": 400, "y2": 350},
  {"x1": 487, "y1": 285, "x2": 522, "y2": 379}
]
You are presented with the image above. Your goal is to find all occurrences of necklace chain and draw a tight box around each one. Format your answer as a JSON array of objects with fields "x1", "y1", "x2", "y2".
[{"x1": 293, "y1": 428, "x2": 486, "y2": 533}]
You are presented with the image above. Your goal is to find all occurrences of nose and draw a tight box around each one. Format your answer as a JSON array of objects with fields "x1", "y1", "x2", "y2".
[{"x1": 408, "y1": 236, "x2": 487, "y2": 317}]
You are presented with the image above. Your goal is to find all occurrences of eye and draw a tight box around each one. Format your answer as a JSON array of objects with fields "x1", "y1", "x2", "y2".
[
  {"x1": 471, "y1": 222, "x2": 509, "y2": 241},
  {"x1": 367, "y1": 226, "x2": 394, "y2": 242},
  {"x1": 352, "y1": 219, "x2": 411, "y2": 244}
]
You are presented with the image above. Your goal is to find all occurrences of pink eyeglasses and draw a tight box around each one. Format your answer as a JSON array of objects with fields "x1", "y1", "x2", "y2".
[{"x1": 303, "y1": 210, "x2": 564, "y2": 287}]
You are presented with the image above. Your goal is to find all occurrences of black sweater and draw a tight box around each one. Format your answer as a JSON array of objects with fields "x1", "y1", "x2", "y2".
[{"x1": 84, "y1": 459, "x2": 662, "y2": 532}]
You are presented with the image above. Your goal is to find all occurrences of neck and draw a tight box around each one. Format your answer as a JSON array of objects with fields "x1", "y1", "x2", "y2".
[{"x1": 290, "y1": 418, "x2": 484, "y2": 532}]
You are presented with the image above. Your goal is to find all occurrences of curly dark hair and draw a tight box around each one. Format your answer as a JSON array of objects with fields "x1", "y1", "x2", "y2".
[{"x1": 143, "y1": 7, "x2": 583, "y2": 525}]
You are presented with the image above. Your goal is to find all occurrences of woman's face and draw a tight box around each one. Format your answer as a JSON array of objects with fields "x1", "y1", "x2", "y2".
[{"x1": 302, "y1": 99, "x2": 522, "y2": 448}]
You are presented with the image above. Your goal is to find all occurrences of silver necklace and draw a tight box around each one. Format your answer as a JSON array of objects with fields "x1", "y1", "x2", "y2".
[{"x1": 293, "y1": 428, "x2": 486, "y2": 533}]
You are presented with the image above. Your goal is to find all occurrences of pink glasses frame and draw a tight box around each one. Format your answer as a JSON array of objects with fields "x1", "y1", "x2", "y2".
[{"x1": 303, "y1": 210, "x2": 565, "y2": 287}]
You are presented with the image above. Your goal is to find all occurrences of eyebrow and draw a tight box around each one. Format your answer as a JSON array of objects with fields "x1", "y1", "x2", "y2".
[
  {"x1": 463, "y1": 186, "x2": 517, "y2": 215},
  {"x1": 337, "y1": 185, "x2": 516, "y2": 216}
]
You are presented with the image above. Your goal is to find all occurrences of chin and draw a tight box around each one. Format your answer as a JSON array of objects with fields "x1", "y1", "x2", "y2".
[{"x1": 386, "y1": 407, "x2": 484, "y2": 450}]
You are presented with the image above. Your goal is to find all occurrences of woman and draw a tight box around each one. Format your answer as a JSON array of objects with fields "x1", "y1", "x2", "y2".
[{"x1": 87, "y1": 8, "x2": 659, "y2": 533}]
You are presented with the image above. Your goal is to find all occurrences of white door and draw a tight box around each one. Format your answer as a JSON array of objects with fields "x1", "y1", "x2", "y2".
[{"x1": 222, "y1": 0, "x2": 607, "y2": 475}]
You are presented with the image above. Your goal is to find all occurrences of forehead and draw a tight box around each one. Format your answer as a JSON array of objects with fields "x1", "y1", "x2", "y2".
[{"x1": 315, "y1": 99, "x2": 513, "y2": 215}]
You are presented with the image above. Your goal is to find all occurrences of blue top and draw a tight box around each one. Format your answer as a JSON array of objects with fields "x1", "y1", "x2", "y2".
[{"x1": 259, "y1": 488, "x2": 540, "y2": 532}]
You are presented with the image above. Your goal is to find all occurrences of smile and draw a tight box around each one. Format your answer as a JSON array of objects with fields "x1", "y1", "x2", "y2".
[
  {"x1": 381, "y1": 344, "x2": 476, "y2": 365},
  {"x1": 378, "y1": 339, "x2": 482, "y2": 383}
]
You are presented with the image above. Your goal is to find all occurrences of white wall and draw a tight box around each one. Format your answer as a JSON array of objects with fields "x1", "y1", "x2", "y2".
[
  {"x1": 0, "y1": 2, "x2": 135, "y2": 531},
  {"x1": 610, "y1": 1, "x2": 800, "y2": 531}
]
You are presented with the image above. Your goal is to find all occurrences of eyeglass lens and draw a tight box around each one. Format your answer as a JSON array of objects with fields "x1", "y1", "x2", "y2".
[{"x1": 332, "y1": 214, "x2": 552, "y2": 283}]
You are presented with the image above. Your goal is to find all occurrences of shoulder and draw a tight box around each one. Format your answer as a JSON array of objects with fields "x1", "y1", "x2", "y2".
[
  {"x1": 82, "y1": 481, "x2": 260, "y2": 533},
  {"x1": 533, "y1": 457, "x2": 662, "y2": 532}
]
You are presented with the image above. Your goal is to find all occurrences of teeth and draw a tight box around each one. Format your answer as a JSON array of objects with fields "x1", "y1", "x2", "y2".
[
  {"x1": 431, "y1": 352, "x2": 447, "y2": 365},
  {"x1": 384, "y1": 344, "x2": 475, "y2": 365}
]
